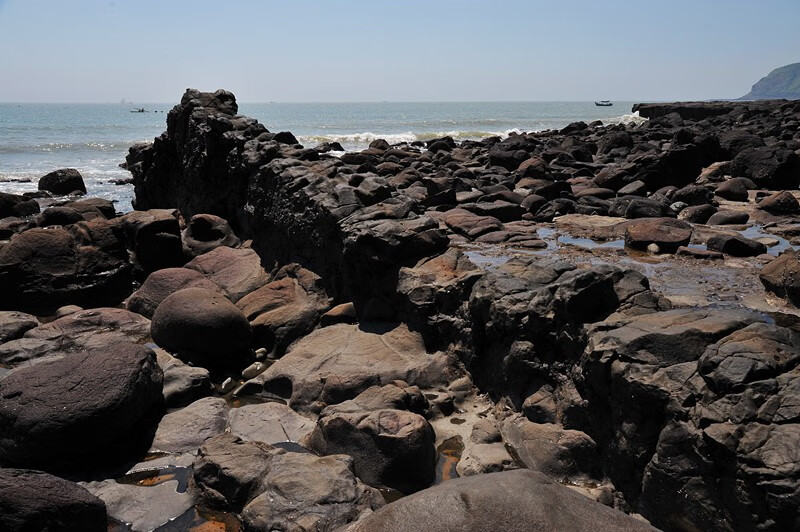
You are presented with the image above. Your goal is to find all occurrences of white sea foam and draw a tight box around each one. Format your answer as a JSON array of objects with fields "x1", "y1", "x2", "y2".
[
  {"x1": 298, "y1": 128, "x2": 524, "y2": 151},
  {"x1": 605, "y1": 111, "x2": 647, "y2": 126}
]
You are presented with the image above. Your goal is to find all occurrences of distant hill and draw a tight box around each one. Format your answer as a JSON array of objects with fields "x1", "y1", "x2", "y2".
[{"x1": 741, "y1": 62, "x2": 800, "y2": 100}]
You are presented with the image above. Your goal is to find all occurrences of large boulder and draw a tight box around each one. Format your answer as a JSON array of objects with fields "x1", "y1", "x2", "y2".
[
  {"x1": 244, "y1": 323, "x2": 459, "y2": 414},
  {"x1": 341, "y1": 470, "x2": 656, "y2": 532},
  {"x1": 121, "y1": 209, "x2": 185, "y2": 277},
  {"x1": 0, "y1": 308, "x2": 150, "y2": 367},
  {"x1": 501, "y1": 416, "x2": 599, "y2": 482},
  {"x1": 706, "y1": 234, "x2": 767, "y2": 257},
  {"x1": 760, "y1": 251, "x2": 800, "y2": 305},
  {"x1": 0, "y1": 468, "x2": 107, "y2": 532},
  {"x1": 192, "y1": 434, "x2": 383, "y2": 530},
  {"x1": 624, "y1": 218, "x2": 692, "y2": 253},
  {"x1": 236, "y1": 264, "x2": 331, "y2": 357},
  {"x1": 185, "y1": 246, "x2": 269, "y2": 302},
  {"x1": 579, "y1": 309, "x2": 800, "y2": 530},
  {"x1": 0, "y1": 222, "x2": 132, "y2": 314},
  {"x1": 757, "y1": 190, "x2": 800, "y2": 214},
  {"x1": 731, "y1": 147, "x2": 800, "y2": 189},
  {"x1": 241, "y1": 451, "x2": 384, "y2": 531},
  {"x1": 0, "y1": 192, "x2": 40, "y2": 218},
  {"x1": 0, "y1": 342, "x2": 163, "y2": 469},
  {"x1": 126, "y1": 267, "x2": 224, "y2": 319},
  {"x1": 38, "y1": 168, "x2": 86, "y2": 195},
  {"x1": 305, "y1": 408, "x2": 436, "y2": 493},
  {"x1": 151, "y1": 287, "x2": 252, "y2": 368},
  {"x1": 0, "y1": 311, "x2": 38, "y2": 344},
  {"x1": 181, "y1": 213, "x2": 240, "y2": 257}
]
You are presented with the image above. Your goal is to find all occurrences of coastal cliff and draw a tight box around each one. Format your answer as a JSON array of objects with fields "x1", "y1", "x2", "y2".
[{"x1": 741, "y1": 62, "x2": 800, "y2": 100}]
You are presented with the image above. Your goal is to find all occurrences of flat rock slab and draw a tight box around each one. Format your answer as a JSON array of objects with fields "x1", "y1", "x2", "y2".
[
  {"x1": 587, "y1": 307, "x2": 765, "y2": 368},
  {"x1": 341, "y1": 469, "x2": 656, "y2": 532},
  {"x1": 0, "y1": 468, "x2": 107, "y2": 532},
  {"x1": 155, "y1": 349, "x2": 213, "y2": 408},
  {"x1": 229, "y1": 402, "x2": 315, "y2": 445},
  {"x1": 82, "y1": 478, "x2": 192, "y2": 532},
  {"x1": 248, "y1": 323, "x2": 459, "y2": 414},
  {"x1": 149, "y1": 397, "x2": 228, "y2": 454},
  {"x1": 24, "y1": 307, "x2": 151, "y2": 349},
  {"x1": 624, "y1": 217, "x2": 692, "y2": 253}
]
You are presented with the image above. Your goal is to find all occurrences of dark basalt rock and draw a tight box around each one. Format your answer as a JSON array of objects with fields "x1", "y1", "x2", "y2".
[
  {"x1": 760, "y1": 250, "x2": 800, "y2": 305},
  {"x1": 342, "y1": 470, "x2": 656, "y2": 532},
  {"x1": 0, "y1": 342, "x2": 163, "y2": 470},
  {"x1": 707, "y1": 209, "x2": 750, "y2": 225},
  {"x1": 0, "y1": 468, "x2": 107, "y2": 532},
  {"x1": 124, "y1": 91, "x2": 800, "y2": 528},
  {"x1": 731, "y1": 147, "x2": 800, "y2": 189},
  {"x1": 305, "y1": 407, "x2": 436, "y2": 493},
  {"x1": 0, "y1": 192, "x2": 40, "y2": 218},
  {"x1": 624, "y1": 218, "x2": 692, "y2": 252},
  {"x1": 126, "y1": 267, "x2": 225, "y2": 319},
  {"x1": 182, "y1": 213, "x2": 241, "y2": 257},
  {"x1": 37, "y1": 206, "x2": 84, "y2": 227},
  {"x1": 715, "y1": 177, "x2": 757, "y2": 201},
  {"x1": 706, "y1": 234, "x2": 767, "y2": 257},
  {"x1": 38, "y1": 168, "x2": 86, "y2": 195},
  {"x1": 192, "y1": 434, "x2": 383, "y2": 530},
  {"x1": 0, "y1": 221, "x2": 132, "y2": 314},
  {"x1": 121, "y1": 209, "x2": 186, "y2": 277},
  {"x1": 578, "y1": 308, "x2": 800, "y2": 531},
  {"x1": 151, "y1": 287, "x2": 252, "y2": 368},
  {"x1": 758, "y1": 190, "x2": 800, "y2": 214}
]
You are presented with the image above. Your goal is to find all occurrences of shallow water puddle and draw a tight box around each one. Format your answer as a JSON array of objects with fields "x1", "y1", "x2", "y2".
[
  {"x1": 154, "y1": 507, "x2": 243, "y2": 532},
  {"x1": 740, "y1": 224, "x2": 798, "y2": 256},
  {"x1": 435, "y1": 435, "x2": 464, "y2": 484},
  {"x1": 116, "y1": 465, "x2": 192, "y2": 492},
  {"x1": 463, "y1": 249, "x2": 511, "y2": 268}
]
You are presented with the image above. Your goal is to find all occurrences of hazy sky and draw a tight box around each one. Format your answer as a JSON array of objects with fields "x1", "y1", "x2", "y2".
[{"x1": 1, "y1": 0, "x2": 798, "y2": 103}]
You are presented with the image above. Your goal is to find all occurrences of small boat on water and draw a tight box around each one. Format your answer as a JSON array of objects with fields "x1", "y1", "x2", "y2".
[
  {"x1": 130, "y1": 108, "x2": 147, "y2": 113},
  {"x1": 595, "y1": 101, "x2": 613, "y2": 107}
]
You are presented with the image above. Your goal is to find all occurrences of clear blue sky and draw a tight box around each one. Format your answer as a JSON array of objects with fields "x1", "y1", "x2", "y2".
[{"x1": 1, "y1": 0, "x2": 798, "y2": 102}]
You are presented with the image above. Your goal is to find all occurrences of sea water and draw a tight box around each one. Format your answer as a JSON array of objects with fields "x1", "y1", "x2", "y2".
[{"x1": 0, "y1": 101, "x2": 644, "y2": 212}]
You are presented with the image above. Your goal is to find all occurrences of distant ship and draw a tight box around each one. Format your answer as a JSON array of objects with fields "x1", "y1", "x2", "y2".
[
  {"x1": 130, "y1": 108, "x2": 147, "y2": 113},
  {"x1": 595, "y1": 101, "x2": 613, "y2": 107}
]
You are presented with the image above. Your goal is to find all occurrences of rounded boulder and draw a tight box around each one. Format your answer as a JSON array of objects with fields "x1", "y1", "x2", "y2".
[
  {"x1": 0, "y1": 468, "x2": 107, "y2": 531},
  {"x1": 151, "y1": 287, "x2": 252, "y2": 366},
  {"x1": 126, "y1": 267, "x2": 225, "y2": 319},
  {"x1": 0, "y1": 342, "x2": 163, "y2": 469},
  {"x1": 37, "y1": 168, "x2": 86, "y2": 195}
]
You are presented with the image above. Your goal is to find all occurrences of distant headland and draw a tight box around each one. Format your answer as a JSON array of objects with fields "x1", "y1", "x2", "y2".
[{"x1": 741, "y1": 61, "x2": 800, "y2": 100}]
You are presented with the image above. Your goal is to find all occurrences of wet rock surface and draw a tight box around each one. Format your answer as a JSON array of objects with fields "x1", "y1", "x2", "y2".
[{"x1": 3, "y1": 92, "x2": 800, "y2": 530}]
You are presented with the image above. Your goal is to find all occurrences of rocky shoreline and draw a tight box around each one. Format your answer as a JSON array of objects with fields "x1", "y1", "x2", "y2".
[{"x1": 1, "y1": 90, "x2": 799, "y2": 531}]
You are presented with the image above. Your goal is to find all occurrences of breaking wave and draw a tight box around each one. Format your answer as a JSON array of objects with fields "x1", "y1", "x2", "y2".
[
  {"x1": 605, "y1": 111, "x2": 647, "y2": 126},
  {"x1": 297, "y1": 128, "x2": 523, "y2": 150}
]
